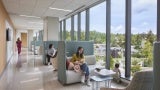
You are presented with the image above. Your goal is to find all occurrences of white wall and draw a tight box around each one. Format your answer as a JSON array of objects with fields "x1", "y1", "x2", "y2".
[
  {"x1": 43, "y1": 17, "x2": 59, "y2": 41},
  {"x1": 28, "y1": 30, "x2": 33, "y2": 50},
  {"x1": 6, "y1": 20, "x2": 14, "y2": 62}
]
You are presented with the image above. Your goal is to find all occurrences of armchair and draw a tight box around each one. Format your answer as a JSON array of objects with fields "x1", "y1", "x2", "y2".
[{"x1": 100, "y1": 70, "x2": 153, "y2": 90}]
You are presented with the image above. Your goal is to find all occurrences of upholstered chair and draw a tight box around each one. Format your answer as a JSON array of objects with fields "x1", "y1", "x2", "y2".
[{"x1": 100, "y1": 70, "x2": 153, "y2": 90}]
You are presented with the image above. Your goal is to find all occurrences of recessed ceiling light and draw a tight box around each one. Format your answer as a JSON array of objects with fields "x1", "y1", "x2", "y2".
[
  {"x1": 19, "y1": 15, "x2": 40, "y2": 18},
  {"x1": 49, "y1": 7, "x2": 72, "y2": 12},
  {"x1": 28, "y1": 22, "x2": 43, "y2": 24}
]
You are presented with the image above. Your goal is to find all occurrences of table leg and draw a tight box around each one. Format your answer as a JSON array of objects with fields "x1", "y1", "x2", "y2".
[
  {"x1": 108, "y1": 80, "x2": 111, "y2": 88},
  {"x1": 96, "y1": 81, "x2": 99, "y2": 90},
  {"x1": 105, "y1": 80, "x2": 108, "y2": 87},
  {"x1": 92, "y1": 81, "x2": 95, "y2": 90}
]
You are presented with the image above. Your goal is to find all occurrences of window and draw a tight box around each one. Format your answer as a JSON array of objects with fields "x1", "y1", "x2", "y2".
[
  {"x1": 90, "y1": 2, "x2": 106, "y2": 66},
  {"x1": 81, "y1": 11, "x2": 86, "y2": 41},
  {"x1": 111, "y1": 0, "x2": 125, "y2": 74},
  {"x1": 131, "y1": 0, "x2": 156, "y2": 75},
  {"x1": 74, "y1": 15, "x2": 78, "y2": 40},
  {"x1": 66, "y1": 18, "x2": 71, "y2": 41}
]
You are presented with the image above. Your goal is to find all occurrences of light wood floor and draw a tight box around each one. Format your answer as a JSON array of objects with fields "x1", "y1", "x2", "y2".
[{"x1": 0, "y1": 48, "x2": 126, "y2": 90}]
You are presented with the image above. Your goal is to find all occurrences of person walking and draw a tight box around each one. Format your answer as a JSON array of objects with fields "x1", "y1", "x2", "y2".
[{"x1": 16, "y1": 38, "x2": 22, "y2": 55}]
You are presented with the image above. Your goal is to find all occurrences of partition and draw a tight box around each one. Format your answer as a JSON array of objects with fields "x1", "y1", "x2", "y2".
[{"x1": 57, "y1": 41, "x2": 94, "y2": 84}]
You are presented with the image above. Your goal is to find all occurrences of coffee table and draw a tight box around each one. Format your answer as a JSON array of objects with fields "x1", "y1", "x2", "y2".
[{"x1": 90, "y1": 69, "x2": 116, "y2": 90}]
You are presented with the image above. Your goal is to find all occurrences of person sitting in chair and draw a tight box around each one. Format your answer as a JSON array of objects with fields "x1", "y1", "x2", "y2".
[{"x1": 47, "y1": 44, "x2": 57, "y2": 65}]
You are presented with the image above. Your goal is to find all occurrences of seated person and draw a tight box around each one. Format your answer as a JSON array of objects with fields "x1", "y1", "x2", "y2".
[
  {"x1": 66, "y1": 60, "x2": 81, "y2": 72},
  {"x1": 113, "y1": 63, "x2": 121, "y2": 83},
  {"x1": 70, "y1": 46, "x2": 90, "y2": 86},
  {"x1": 47, "y1": 44, "x2": 58, "y2": 70}
]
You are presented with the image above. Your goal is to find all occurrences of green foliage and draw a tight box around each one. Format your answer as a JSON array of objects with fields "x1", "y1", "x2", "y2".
[
  {"x1": 110, "y1": 56, "x2": 114, "y2": 69},
  {"x1": 63, "y1": 29, "x2": 155, "y2": 69},
  {"x1": 95, "y1": 56, "x2": 114, "y2": 69},
  {"x1": 89, "y1": 31, "x2": 106, "y2": 43},
  {"x1": 131, "y1": 65, "x2": 141, "y2": 74},
  {"x1": 132, "y1": 52, "x2": 143, "y2": 58},
  {"x1": 141, "y1": 40, "x2": 153, "y2": 67},
  {"x1": 81, "y1": 31, "x2": 85, "y2": 41},
  {"x1": 132, "y1": 59, "x2": 139, "y2": 65}
]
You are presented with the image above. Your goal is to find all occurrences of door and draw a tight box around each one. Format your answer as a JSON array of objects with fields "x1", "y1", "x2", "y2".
[{"x1": 21, "y1": 33, "x2": 27, "y2": 48}]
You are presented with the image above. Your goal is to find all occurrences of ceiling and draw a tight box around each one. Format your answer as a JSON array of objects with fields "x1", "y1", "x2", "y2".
[{"x1": 2, "y1": 0, "x2": 101, "y2": 30}]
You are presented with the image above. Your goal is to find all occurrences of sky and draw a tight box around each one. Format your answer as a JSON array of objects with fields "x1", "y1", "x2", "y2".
[{"x1": 66, "y1": 0, "x2": 157, "y2": 34}]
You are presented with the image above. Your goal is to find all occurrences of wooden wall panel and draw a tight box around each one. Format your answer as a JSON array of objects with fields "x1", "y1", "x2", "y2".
[{"x1": 0, "y1": 0, "x2": 15, "y2": 75}]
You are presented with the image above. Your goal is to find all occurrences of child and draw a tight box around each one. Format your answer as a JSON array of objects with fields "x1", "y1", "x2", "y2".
[{"x1": 113, "y1": 63, "x2": 121, "y2": 83}]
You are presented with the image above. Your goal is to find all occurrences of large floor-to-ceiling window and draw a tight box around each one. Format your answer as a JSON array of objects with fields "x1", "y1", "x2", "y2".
[
  {"x1": 66, "y1": 18, "x2": 71, "y2": 41},
  {"x1": 74, "y1": 15, "x2": 78, "y2": 40},
  {"x1": 110, "y1": 0, "x2": 126, "y2": 74},
  {"x1": 90, "y1": 2, "x2": 106, "y2": 66},
  {"x1": 131, "y1": 0, "x2": 156, "y2": 75},
  {"x1": 81, "y1": 11, "x2": 86, "y2": 41},
  {"x1": 59, "y1": 0, "x2": 157, "y2": 78}
]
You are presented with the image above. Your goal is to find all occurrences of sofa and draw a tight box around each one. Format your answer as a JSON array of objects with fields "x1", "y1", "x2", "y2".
[
  {"x1": 57, "y1": 41, "x2": 104, "y2": 85},
  {"x1": 66, "y1": 55, "x2": 105, "y2": 84}
]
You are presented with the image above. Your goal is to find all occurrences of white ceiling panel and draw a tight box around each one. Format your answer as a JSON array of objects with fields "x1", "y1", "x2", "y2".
[
  {"x1": 32, "y1": 0, "x2": 56, "y2": 17},
  {"x1": 44, "y1": 9, "x2": 65, "y2": 17},
  {"x1": 2, "y1": 0, "x2": 104, "y2": 30},
  {"x1": 50, "y1": 0, "x2": 73, "y2": 9},
  {"x1": 10, "y1": 15, "x2": 43, "y2": 30},
  {"x1": 35, "y1": 0, "x2": 56, "y2": 8},
  {"x1": 19, "y1": 0, "x2": 37, "y2": 14}
]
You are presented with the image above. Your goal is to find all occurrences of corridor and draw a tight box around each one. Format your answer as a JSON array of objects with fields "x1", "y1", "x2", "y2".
[{"x1": 0, "y1": 48, "x2": 125, "y2": 90}]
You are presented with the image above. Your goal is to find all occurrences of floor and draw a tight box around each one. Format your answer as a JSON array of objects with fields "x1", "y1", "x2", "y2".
[{"x1": 0, "y1": 48, "x2": 126, "y2": 90}]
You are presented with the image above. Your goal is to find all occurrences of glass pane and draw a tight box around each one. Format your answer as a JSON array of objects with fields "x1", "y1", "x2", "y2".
[
  {"x1": 111, "y1": 0, "x2": 125, "y2": 75},
  {"x1": 74, "y1": 15, "x2": 78, "y2": 40},
  {"x1": 90, "y1": 2, "x2": 106, "y2": 66},
  {"x1": 81, "y1": 11, "x2": 86, "y2": 41},
  {"x1": 66, "y1": 18, "x2": 71, "y2": 41},
  {"x1": 131, "y1": 0, "x2": 156, "y2": 75}
]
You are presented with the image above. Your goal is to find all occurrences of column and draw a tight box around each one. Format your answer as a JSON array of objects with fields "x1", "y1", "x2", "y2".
[
  {"x1": 77, "y1": 12, "x2": 81, "y2": 41},
  {"x1": 63, "y1": 20, "x2": 66, "y2": 40},
  {"x1": 71, "y1": 15, "x2": 74, "y2": 41},
  {"x1": 60, "y1": 21, "x2": 62, "y2": 40},
  {"x1": 28, "y1": 30, "x2": 33, "y2": 51},
  {"x1": 106, "y1": 0, "x2": 111, "y2": 69},
  {"x1": 157, "y1": 0, "x2": 160, "y2": 41},
  {"x1": 85, "y1": 8, "x2": 90, "y2": 41},
  {"x1": 43, "y1": 17, "x2": 59, "y2": 41},
  {"x1": 125, "y1": 0, "x2": 131, "y2": 77}
]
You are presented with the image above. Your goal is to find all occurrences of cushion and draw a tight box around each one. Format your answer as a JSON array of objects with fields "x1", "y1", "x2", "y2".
[{"x1": 85, "y1": 55, "x2": 96, "y2": 65}]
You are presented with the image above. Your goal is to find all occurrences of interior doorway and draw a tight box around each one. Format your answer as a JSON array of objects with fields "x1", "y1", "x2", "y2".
[{"x1": 21, "y1": 33, "x2": 27, "y2": 48}]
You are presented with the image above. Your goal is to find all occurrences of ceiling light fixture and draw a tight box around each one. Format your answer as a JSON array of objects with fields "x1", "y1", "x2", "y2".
[
  {"x1": 49, "y1": 7, "x2": 72, "y2": 12},
  {"x1": 19, "y1": 15, "x2": 41, "y2": 18},
  {"x1": 28, "y1": 22, "x2": 43, "y2": 24}
]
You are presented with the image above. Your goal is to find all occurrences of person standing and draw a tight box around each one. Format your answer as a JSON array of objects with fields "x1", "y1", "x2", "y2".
[
  {"x1": 16, "y1": 38, "x2": 22, "y2": 55},
  {"x1": 113, "y1": 63, "x2": 122, "y2": 83}
]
